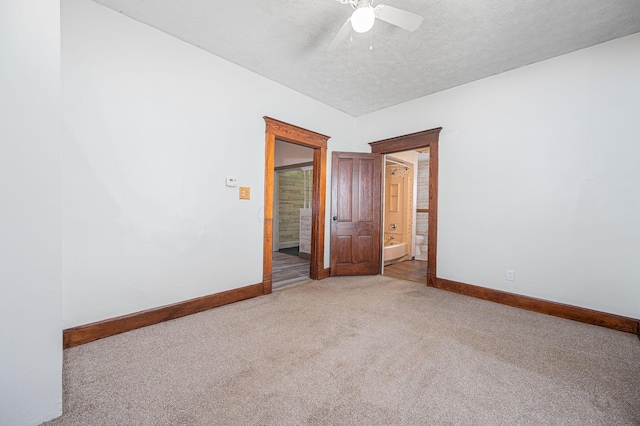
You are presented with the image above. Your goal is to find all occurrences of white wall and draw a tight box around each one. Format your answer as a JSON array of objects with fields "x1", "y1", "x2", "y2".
[
  {"x1": 61, "y1": 0, "x2": 355, "y2": 328},
  {"x1": 356, "y1": 33, "x2": 640, "y2": 319},
  {"x1": 0, "y1": 1, "x2": 63, "y2": 425},
  {"x1": 61, "y1": 0, "x2": 639, "y2": 330},
  {"x1": 274, "y1": 140, "x2": 314, "y2": 168}
]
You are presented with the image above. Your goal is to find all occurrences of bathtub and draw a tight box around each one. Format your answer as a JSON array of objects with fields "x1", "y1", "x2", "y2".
[{"x1": 383, "y1": 242, "x2": 408, "y2": 263}]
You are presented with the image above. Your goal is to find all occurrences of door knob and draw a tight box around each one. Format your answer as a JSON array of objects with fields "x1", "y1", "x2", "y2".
[{"x1": 333, "y1": 216, "x2": 338, "y2": 221}]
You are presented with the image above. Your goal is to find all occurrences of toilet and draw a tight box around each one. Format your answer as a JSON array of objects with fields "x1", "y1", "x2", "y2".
[{"x1": 414, "y1": 235, "x2": 424, "y2": 258}]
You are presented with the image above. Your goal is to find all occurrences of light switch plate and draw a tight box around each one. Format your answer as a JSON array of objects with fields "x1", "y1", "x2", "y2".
[{"x1": 239, "y1": 187, "x2": 250, "y2": 200}]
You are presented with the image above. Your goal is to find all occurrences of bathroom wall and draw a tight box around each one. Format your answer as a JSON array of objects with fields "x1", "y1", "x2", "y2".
[
  {"x1": 356, "y1": 33, "x2": 640, "y2": 319},
  {"x1": 387, "y1": 151, "x2": 420, "y2": 257},
  {"x1": 415, "y1": 151, "x2": 430, "y2": 258},
  {"x1": 384, "y1": 155, "x2": 416, "y2": 264},
  {"x1": 384, "y1": 164, "x2": 403, "y2": 245},
  {"x1": 384, "y1": 163, "x2": 413, "y2": 244}
]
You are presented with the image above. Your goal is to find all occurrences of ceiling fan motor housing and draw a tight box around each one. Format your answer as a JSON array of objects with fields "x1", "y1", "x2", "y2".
[
  {"x1": 351, "y1": 5, "x2": 376, "y2": 33},
  {"x1": 327, "y1": 0, "x2": 424, "y2": 51}
]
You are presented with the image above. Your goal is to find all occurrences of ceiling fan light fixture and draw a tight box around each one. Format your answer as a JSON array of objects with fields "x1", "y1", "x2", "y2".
[{"x1": 351, "y1": 6, "x2": 375, "y2": 33}]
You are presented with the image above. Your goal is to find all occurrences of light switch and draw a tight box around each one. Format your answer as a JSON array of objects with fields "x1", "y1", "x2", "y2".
[{"x1": 239, "y1": 187, "x2": 250, "y2": 200}]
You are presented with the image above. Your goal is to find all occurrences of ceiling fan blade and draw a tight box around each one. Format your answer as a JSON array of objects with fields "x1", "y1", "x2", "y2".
[
  {"x1": 326, "y1": 18, "x2": 352, "y2": 51},
  {"x1": 375, "y1": 4, "x2": 423, "y2": 32}
]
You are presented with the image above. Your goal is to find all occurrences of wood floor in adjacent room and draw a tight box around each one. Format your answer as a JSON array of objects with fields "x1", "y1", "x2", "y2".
[
  {"x1": 383, "y1": 259, "x2": 427, "y2": 284},
  {"x1": 272, "y1": 251, "x2": 310, "y2": 290}
]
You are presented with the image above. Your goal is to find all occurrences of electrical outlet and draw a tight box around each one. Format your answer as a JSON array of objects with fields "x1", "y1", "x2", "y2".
[{"x1": 506, "y1": 269, "x2": 515, "y2": 281}]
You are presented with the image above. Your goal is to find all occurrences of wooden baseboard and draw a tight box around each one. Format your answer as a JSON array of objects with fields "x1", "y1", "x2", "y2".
[
  {"x1": 434, "y1": 278, "x2": 639, "y2": 335},
  {"x1": 318, "y1": 268, "x2": 331, "y2": 280},
  {"x1": 63, "y1": 283, "x2": 263, "y2": 348}
]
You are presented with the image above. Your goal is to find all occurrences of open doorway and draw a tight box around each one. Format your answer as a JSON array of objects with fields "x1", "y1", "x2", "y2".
[
  {"x1": 367, "y1": 127, "x2": 441, "y2": 287},
  {"x1": 381, "y1": 149, "x2": 430, "y2": 284},
  {"x1": 328, "y1": 128, "x2": 440, "y2": 283},
  {"x1": 272, "y1": 141, "x2": 314, "y2": 289},
  {"x1": 262, "y1": 117, "x2": 329, "y2": 294}
]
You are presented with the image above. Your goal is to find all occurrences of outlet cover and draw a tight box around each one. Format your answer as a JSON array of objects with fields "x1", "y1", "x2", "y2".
[{"x1": 506, "y1": 270, "x2": 515, "y2": 281}]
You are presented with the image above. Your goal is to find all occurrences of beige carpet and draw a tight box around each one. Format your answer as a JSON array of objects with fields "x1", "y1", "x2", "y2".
[{"x1": 45, "y1": 276, "x2": 640, "y2": 425}]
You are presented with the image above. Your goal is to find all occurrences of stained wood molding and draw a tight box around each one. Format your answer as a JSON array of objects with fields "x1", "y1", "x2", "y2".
[
  {"x1": 63, "y1": 283, "x2": 263, "y2": 348},
  {"x1": 263, "y1": 131, "x2": 276, "y2": 294},
  {"x1": 318, "y1": 268, "x2": 331, "y2": 280},
  {"x1": 264, "y1": 117, "x2": 328, "y2": 149},
  {"x1": 435, "y1": 278, "x2": 639, "y2": 334},
  {"x1": 263, "y1": 117, "x2": 329, "y2": 289},
  {"x1": 369, "y1": 128, "x2": 442, "y2": 154},
  {"x1": 64, "y1": 275, "x2": 637, "y2": 348},
  {"x1": 427, "y1": 139, "x2": 439, "y2": 283},
  {"x1": 369, "y1": 127, "x2": 442, "y2": 286},
  {"x1": 311, "y1": 146, "x2": 328, "y2": 280}
]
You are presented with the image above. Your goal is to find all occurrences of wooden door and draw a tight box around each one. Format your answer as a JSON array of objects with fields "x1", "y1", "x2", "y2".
[{"x1": 330, "y1": 152, "x2": 382, "y2": 275}]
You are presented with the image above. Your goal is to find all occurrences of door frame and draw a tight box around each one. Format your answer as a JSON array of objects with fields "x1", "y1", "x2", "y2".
[
  {"x1": 262, "y1": 117, "x2": 329, "y2": 294},
  {"x1": 369, "y1": 127, "x2": 442, "y2": 287}
]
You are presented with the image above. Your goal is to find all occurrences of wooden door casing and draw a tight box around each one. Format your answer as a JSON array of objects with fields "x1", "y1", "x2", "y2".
[
  {"x1": 369, "y1": 127, "x2": 442, "y2": 286},
  {"x1": 263, "y1": 117, "x2": 329, "y2": 293}
]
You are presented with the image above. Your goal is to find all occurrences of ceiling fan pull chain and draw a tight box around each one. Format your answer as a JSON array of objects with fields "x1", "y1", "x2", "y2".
[
  {"x1": 349, "y1": 34, "x2": 353, "y2": 67},
  {"x1": 370, "y1": 26, "x2": 374, "y2": 50}
]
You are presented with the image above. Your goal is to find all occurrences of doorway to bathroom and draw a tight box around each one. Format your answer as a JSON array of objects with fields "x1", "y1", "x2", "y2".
[
  {"x1": 328, "y1": 128, "x2": 440, "y2": 283},
  {"x1": 380, "y1": 149, "x2": 430, "y2": 284},
  {"x1": 363, "y1": 127, "x2": 441, "y2": 287}
]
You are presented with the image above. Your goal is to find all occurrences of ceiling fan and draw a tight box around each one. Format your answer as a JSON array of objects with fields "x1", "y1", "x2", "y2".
[{"x1": 327, "y1": 0, "x2": 424, "y2": 51}]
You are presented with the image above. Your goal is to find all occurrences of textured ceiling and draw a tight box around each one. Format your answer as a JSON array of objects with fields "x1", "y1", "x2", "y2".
[{"x1": 92, "y1": 0, "x2": 640, "y2": 117}]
